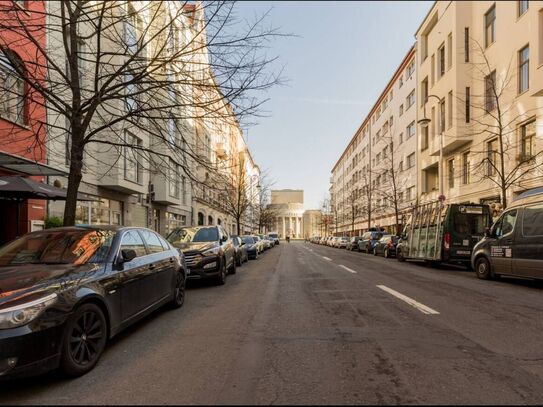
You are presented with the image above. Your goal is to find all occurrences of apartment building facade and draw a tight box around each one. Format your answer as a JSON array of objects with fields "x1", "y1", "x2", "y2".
[
  {"x1": 416, "y1": 0, "x2": 543, "y2": 209},
  {"x1": 0, "y1": 0, "x2": 54, "y2": 244},
  {"x1": 330, "y1": 46, "x2": 418, "y2": 236},
  {"x1": 44, "y1": 1, "x2": 260, "y2": 236}
]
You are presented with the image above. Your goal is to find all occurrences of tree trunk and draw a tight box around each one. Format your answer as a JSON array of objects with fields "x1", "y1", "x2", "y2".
[{"x1": 63, "y1": 148, "x2": 84, "y2": 226}]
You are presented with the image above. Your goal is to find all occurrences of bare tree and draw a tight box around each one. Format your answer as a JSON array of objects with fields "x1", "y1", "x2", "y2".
[
  {"x1": 255, "y1": 172, "x2": 277, "y2": 233},
  {"x1": 0, "y1": 1, "x2": 282, "y2": 225},
  {"x1": 459, "y1": 38, "x2": 543, "y2": 210},
  {"x1": 373, "y1": 126, "x2": 408, "y2": 235}
]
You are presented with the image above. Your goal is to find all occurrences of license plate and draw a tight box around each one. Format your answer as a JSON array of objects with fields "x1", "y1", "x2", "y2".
[{"x1": 457, "y1": 250, "x2": 471, "y2": 255}]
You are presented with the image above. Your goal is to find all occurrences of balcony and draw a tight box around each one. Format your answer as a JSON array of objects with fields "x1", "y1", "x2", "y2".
[{"x1": 429, "y1": 132, "x2": 471, "y2": 157}]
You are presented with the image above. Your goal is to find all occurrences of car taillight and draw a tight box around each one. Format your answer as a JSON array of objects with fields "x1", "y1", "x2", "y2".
[{"x1": 444, "y1": 232, "x2": 451, "y2": 250}]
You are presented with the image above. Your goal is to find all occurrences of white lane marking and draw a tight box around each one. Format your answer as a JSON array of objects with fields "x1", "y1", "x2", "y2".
[
  {"x1": 376, "y1": 285, "x2": 440, "y2": 315},
  {"x1": 322, "y1": 256, "x2": 332, "y2": 261},
  {"x1": 339, "y1": 265, "x2": 357, "y2": 274}
]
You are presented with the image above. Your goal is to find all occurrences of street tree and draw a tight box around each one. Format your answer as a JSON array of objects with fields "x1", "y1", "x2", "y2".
[
  {"x1": 459, "y1": 38, "x2": 543, "y2": 209},
  {"x1": 0, "y1": 1, "x2": 282, "y2": 225}
]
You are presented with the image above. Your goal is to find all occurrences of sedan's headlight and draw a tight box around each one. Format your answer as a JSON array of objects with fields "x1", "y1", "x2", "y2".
[
  {"x1": 0, "y1": 293, "x2": 57, "y2": 330},
  {"x1": 202, "y1": 246, "x2": 220, "y2": 256}
]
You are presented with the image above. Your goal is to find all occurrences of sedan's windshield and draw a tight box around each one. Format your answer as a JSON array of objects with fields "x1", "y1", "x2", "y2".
[
  {"x1": 268, "y1": 234, "x2": 278, "y2": 238},
  {"x1": 242, "y1": 236, "x2": 255, "y2": 244},
  {"x1": 0, "y1": 229, "x2": 114, "y2": 266},
  {"x1": 167, "y1": 227, "x2": 219, "y2": 244}
]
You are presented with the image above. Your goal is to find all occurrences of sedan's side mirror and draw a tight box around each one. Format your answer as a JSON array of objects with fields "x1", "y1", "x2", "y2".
[{"x1": 120, "y1": 249, "x2": 137, "y2": 263}]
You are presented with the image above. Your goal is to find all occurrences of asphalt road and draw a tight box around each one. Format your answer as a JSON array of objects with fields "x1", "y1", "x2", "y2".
[{"x1": 3, "y1": 241, "x2": 543, "y2": 404}]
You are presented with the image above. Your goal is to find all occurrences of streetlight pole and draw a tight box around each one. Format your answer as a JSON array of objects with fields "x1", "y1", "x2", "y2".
[{"x1": 418, "y1": 94, "x2": 445, "y2": 200}]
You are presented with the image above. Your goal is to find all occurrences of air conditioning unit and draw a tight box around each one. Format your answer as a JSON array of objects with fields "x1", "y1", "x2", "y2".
[{"x1": 216, "y1": 143, "x2": 227, "y2": 159}]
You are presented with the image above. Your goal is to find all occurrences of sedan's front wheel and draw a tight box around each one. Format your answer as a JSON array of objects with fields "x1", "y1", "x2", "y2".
[
  {"x1": 216, "y1": 259, "x2": 227, "y2": 285},
  {"x1": 60, "y1": 303, "x2": 107, "y2": 377}
]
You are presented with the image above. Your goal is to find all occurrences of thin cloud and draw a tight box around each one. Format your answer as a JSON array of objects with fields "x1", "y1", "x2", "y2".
[{"x1": 277, "y1": 96, "x2": 371, "y2": 106}]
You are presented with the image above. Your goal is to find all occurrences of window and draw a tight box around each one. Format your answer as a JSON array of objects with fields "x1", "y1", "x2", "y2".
[
  {"x1": 439, "y1": 99, "x2": 445, "y2": 133},
  {"x1": 447, "y1": 33, "x2": 453, "y2": 70},
  {"x1": 448, "y1": 158, "x2": 455, "y2": 188},
  {"x1": 539, "y1": 11, "x2": 543, "y2": 65},
  {"x1": 398, "y1": 132, "x2": 403, "y2": 144},
  {"x1": 522, "y1": 204, "x2": 543, "y2": 236},
  {"x1": 493, "y1": 210, "x2": 517, "y2": 237},
  {"x1": 406, "y1": 59, "x2": 415, "y2": 78},
  {"x1": 389, "y1": 116, "x2": 393, "y2": 129},
  {"x1": 465, "y1": 87, "x2": 470, "y2": 123},
  {"x1": 0, "y1": 51, "x2": 25, "y2": 125},
  {"x1": 399, "y1": 75, "x2": 403, "y2": 88},
  {"x1": 399, "y1": 161, "x2": 404, "y2": 172},
  {"x1": 125, "y1": 71, "x2": 139, "y2": 112},
  {"x1": 169, "y1": 161, "x2": 179, "y2": 197},
  {"x1": 447, "y1": 91, "x2": 453, "y2": 129},
  {"x1": 431, "y1": 54, "x2": 435, "y2": 86},
  {"x1": 406, "y1": 90, "x2": 415, "y2": 109},
  {"x1": 125, "y1": 2, "x2": 143, "y2": 55},
  {"x1": 485, "y1": 5, "x2": 496, "y2": 48},
  {"x1": 167, "y1": 115, "x2": 177, "y2": 146},
  {"x1": 487, "y1": 138, "x2": 498, "y2": 176},
  {"x1": 464, "y1": 27, "x2": 470, "y2": 62},
  {"x1": 462, "y1": 151, "x2": 470, "y2": 184},
  {"x1": 518, "y1": 0, "x2": 529, "y2": 17},
  {"x1": 485, "y1": 71, "x2": 496, "y2": 113},
  {"x1": 140, "y1": 230, "x2": 164, "y2": 254},
  {"x1": 406, "y1": 121, "x2": 416, "y2": 139},
  {"x1": 399, "y1": 104, "x2": 404, "y2": 116},
  {"x1": 406, "y1": 186, "x2": 414, "y2": 201},
  {"x1": 182, "y1": 176, "x2": 187, "y2": 204},
  {"x1": 120, "y1": 231, "x2": 147, "y2": 258},
  {"x1": 431, "y1": 106, "x2": 436, "y2": 138},
  {"x1": 407, "y1": 153, "x2": 415, "y2": 169},
  {"x1": 519, "y1": 45, "x2": 529, "y2": 94},
  {"x1": 421, "y1": 77, "x2": 428, "y2": 106},
  {"x1": 438, "y1": 43, "x2": 445, "y2": 78},
  {"x1": 124, "y1": 132, "x2": 143, "y2": 183},
  {"x1": 520, "y1": 119, "x2": 535, "y2": 159},
  {"x1": 421, "y1": 126, "x2": 429, "y2": 150}
]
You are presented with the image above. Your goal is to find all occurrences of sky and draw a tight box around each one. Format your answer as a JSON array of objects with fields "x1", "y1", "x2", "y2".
[{"x1": 235, "y1": 1, "x2": 432, "y2": 209}]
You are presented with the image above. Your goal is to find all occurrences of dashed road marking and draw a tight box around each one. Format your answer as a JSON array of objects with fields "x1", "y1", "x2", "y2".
[
  {"x1": 339, "y1": 265, "x2": 357, "y2": 274},
  {"x1": 377, "y1": 285, "x2": 440, "y2": 315},
  {"x1": 322, "y1": 256, "x2": 332, "y2": 261}
]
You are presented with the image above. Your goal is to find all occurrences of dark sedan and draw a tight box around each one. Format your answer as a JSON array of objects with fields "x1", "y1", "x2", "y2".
[
  {"x1": 241, "y1": 235, "x2": 259, "y2": 259},
  {"x1": 0, "y1": 226, "x2": 186, "y2": 379},
  {"x1": 231, "y1": 235, "x2": 249, "y2": 266},
  {"x1": 346, "y1": 236, "x2": 362, "y2": 251},
  {"x1": 373, "y1": 235, "x2": 399, "y2": 258}
]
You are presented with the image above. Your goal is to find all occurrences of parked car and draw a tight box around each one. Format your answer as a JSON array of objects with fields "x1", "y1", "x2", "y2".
[
  {"x1": 268, "y1": 232, "x2": 280, "y2": 245},
  {"x1": 472, "y1": 187, "x2": 543, "y2": 280},
  {"x1": 337, "y1": 236, "x2": 349, "y2": 248},
  {"x1": 346, "y1": 236, "x2": 362, "y2": 251},
  {"x1": 373, "y1": 235, "x2": 399, "y2": 258},
  {"x1": 0, "y1": 226, "x2": 186, "y2": 378},
  {"x1": 231, "y1": 235, "x2": 249, "y2": 266},
  {"x1": 252, "y1": 235, "x2": 265, "y2": 253},
  {"x1": 328, "y1": 237, "x2": 336, "y2": 247},
  {"x1": 241, "y1": 235, "x2": 259, "y2": 259},
  {"x1": 358, "y1": 230, "x2": 385, "y2": 254},
  {"x1": 264, "y1": 236, "x2": 275, "y2": 248},
  {"x1": 259, "y1": 234, "x2": 271, "y2": 250},
  {"x1": 167, "y1": 225, "x2": 236, "y2": 285},
  {"x1": 396, "y1": 202, "x2": 492, "y2": 268}
]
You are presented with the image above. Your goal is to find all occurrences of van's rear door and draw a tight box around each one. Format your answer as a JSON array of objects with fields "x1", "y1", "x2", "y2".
[{"x1": 449, "y1": 205, "x2": 491, "y2": 259}]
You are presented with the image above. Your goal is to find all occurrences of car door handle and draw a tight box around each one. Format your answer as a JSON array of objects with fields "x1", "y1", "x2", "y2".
[
  {"x1": 149, "y1": 264, "x2": 156, "y2": 270},
  {"x1": 502, "y1": 239, "x2": 513, "y2": 245},
  {"x1": 169, "y1": 257, "x2": 174, "y2": 263}
]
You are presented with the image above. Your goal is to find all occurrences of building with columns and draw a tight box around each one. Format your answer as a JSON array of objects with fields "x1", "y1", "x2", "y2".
[{"x1": 268, "y1": 189, "x2": 305, "y2": 239}]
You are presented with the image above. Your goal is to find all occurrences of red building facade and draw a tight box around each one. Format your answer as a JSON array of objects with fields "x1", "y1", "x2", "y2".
[{"x1": 0, "y1": 0, "x2": 48, "y2": 244}]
